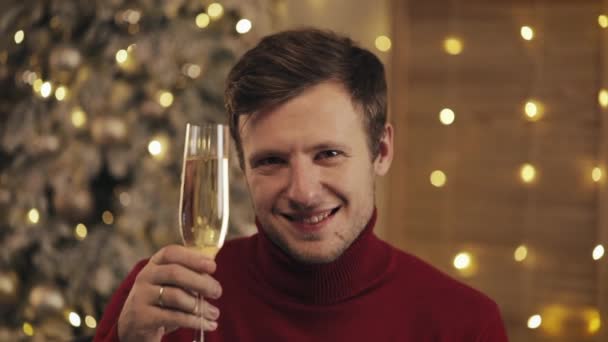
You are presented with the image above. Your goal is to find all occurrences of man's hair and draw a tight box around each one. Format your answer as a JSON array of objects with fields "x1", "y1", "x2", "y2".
[{"x1": 224, "y1": 28, "x2": 387, "y2": 168}]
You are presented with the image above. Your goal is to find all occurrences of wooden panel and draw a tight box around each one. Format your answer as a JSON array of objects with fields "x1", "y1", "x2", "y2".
[{"x1": 387, "y1": 0, "x2": 604, "y2": 340}]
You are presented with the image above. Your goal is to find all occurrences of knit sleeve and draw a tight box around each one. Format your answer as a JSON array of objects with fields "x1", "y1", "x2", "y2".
[
  {"x1": 476, "y1": 302, "x2": 509, "y2": 342},
  {"x1": 93, "y1": 259, "x2": 149, "y2": 342}
]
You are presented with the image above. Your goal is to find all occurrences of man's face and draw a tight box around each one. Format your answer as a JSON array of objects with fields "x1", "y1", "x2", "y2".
[{"x1": 239, "y1": 81, "x2": 392, "y2": 263}]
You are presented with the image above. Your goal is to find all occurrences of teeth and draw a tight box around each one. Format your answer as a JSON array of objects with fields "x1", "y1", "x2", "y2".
[{"x1": 300, "y1": 211, "x2": 331, "y2": 224}]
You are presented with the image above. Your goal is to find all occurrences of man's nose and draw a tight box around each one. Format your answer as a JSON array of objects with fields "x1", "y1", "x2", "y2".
[{"x1": 285, "y1": 160, "x2": 320, "y2": 209}]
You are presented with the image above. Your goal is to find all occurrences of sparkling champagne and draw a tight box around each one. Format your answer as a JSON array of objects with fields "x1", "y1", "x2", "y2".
[{"x1": 179, "y1": 156, "x2": 229, "y2": 259}]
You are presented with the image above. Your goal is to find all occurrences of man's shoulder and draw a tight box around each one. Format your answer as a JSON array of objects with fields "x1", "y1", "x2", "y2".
[{"x1": 390, "y1": 246, "x2": 499, "y2": 312}]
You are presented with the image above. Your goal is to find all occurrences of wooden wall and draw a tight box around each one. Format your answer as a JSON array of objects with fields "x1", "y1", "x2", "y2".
[{"x1": 386, "y1": 0, "x2": 606, "y2": 340}]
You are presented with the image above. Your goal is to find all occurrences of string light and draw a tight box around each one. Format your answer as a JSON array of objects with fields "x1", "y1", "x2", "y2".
[
  {"x1": 599, "y1": 15, "x2": 608, "y2": 29},
  {"x1": 520, "y1": 26, "x2": 534, "y2": 41},
  {"x1": 71, "y1": 107, "x2": 87, "y2": 128},
  {"x1": 236, "y1": 19, "x2": 252, "y2": 34},
  {"x1": 207, "y1": 3, "x2": 224, "y2": 19},
  {"x1": 127, "y1": 44, "x2": 136, "y2": 52},
  {"x1": 148, "y1": 135, "x2": 169, "y2": 160},
  {"x1": 102, "y1": 211, "x2": 114, "y2": 225},
  {"x1": 514, "y1": 245, "x2": 528, "y2": 262},
  {"x1": 184, "y1": 64, "x2": 202, "y2": 79},
  {"x1": 453, "y1": 252, "x2": 471, "y2": 270},
  {"x1": 55, "y1": 86, "x2": 67, "y2": 101},
  {"x1": 68, "y1": 312, "x2": 81, "y2": 327},
  {"x1": 196, "y1": 13, "x2": 210, "y2": 28},
  {"x1": 22, "y1": 322, "x2": 34, "y2": 336},
  {"x1": 40, "y1": 81, "x2": 53, "y2": 98},
  {"x1": 32, "y1": 79, "x2": 43, "y2": 93},
  {"x1": 443, "y1": 37, "x2": 463, "y2": 55},
  {"x1": 524, "y1": 100, "x2": 543, "y2": 121},
  {"x1": 593, "y1": 244, "x2": 605, "y2": 261},
  {"x1": 430, "y1": 170, "x2": 447, "y2": 187},
  {"x1": 439, "y1": 108, "x2": 455, "y2": 125},
  {"x1": 586, "y1": 309, "x2": 601, "y2": 335},
  {"x1": 527, "y1": 314, "x2": 542, "y2": 329},
  {"x1": 374, "y1": 35, "x2": 392, "y2": 52},
  {"x1": 598, "y1": 89, "x2": 608, "y2": 108},
  {"x1": 119, "y1": 192, "x2": 131, "y2": 206},
  {"x1": 85, "y1": 315, "x2": 97, "y2": 329},
  {"x1": 158, "y1": 90, "x2": 174, "y2": 108},
  {"x1": 592, "y1": 167, "x2": 603, "y2": 182},
  {"x1": 75, "y1": 223, "x2": 88, "y2": 240},
  {"x1": 520, "y1": 163, "x2": 537, "y2": 183},
  {"x1": 115, "y1": 49, "x2": 128, "y2": 64},
  {"x1": 27, "y1": 208, "x2": 40, "y2": 224},
  {"x1": 14, "y1": 30, "x2": 24, "y2": 44}
]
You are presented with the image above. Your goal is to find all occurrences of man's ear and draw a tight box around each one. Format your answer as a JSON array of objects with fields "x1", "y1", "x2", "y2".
[{"x1": 373, "y1": 123, "x2": 394, "y2": 176}]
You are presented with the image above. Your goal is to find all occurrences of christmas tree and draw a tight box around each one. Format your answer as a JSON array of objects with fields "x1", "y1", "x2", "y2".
[{"x1": 0, "y1": 0, "x2": 270, "y2": 339}]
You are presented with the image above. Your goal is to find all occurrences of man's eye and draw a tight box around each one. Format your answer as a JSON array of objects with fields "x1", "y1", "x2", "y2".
[
  {"x1": 316, "y1": 150, "x2": 342, "y2": 160},
  {"x1": 255, "y1": 157, "x2": 284, "y2": 167}
]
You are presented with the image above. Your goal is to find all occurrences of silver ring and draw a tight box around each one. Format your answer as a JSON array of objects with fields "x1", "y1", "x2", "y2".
[
  {"x1": 192, "y1": 297, "x2": 199, "y2": 316},
  {"x1": 158, "y1": 286, "x2": 165, "y2": 307}
]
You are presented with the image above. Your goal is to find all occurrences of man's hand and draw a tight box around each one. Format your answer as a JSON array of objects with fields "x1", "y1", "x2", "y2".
[{"x1": 117, "y1": 245, "x2": 222, "y2": 342}]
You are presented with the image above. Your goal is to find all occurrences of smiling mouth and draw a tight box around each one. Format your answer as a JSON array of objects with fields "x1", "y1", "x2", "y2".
[{"x1": 281, "y1": 206, "x2": 341, "y2": 224}]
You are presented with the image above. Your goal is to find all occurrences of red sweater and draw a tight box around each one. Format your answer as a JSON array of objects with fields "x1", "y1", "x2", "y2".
[{"x1": 95, "y1": 212, "x2": 508, "y2": 341}]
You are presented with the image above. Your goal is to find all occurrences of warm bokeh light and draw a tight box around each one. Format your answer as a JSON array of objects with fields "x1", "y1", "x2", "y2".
[
  {"x1": 443, "y1": 37, "x2": 463, "y2": 55},
  {"x1": 22, "y1": 322, "x2": 34, "y2": 336},
  {"x1": 599, "y1": 89, "x2": 608, "y2": 108},
  {"x1": 75, "y1": 223, "x2": 88, "y2": 240},
  {"x1": 520, "y1": 26, "x2": 534, "y2": 40},
  {"x1": 85, "y1": 315, "x2": 97, "y2": 329},
  {"x1": 514, "y1": 245, "x2": 528, "y2": 262},
  {"x1": 586, "y1": 309, "x2": 601, "y2": 335},
  {"x1": 68, "y1": 312, "x2": 81, "y2": 327},
  {"x1": 520, "y1": 163, "x2": 537, "y2": 183},
  {"x1": 71, "y1": 107, "x2": 87, "y2": 128},
  {"x1": 453, "y1": 252, "x2": 471, "y2": 270},
  {"x1": 430, "y1": 170, "x2": 447, "y2": 187},
  {"x1": 115, "y1": 49, "x2": 128, "y2": 64},
  {"x1": 207, "y1": 3, "x2": 224, "y2": 19},
  {"x1": 196, "y1": 13, "x2": 210, "y2": 28},
  {"x1": 185, "y1": 64, "x2": 201, "y2": 79},
  {"x1": 14, "y1": 30, "x2": 24, "y2": 44},
  {"x1": 119, "y1": 192, "x2": 131, "y2": 206},
  {"x1": 102, "y1": 210, "x2": 114, "y2": 225},
  {"x1": 27, "y1": 208, "x2": 40, "y2": 224},
  {"x1": 593, "y1": 244, "x2": 605, "y2": 261},
  {"x1": 599, "y1": 15, "x2": 608, "y2": 28},
  {"x1": 592, "y1": 167, "x2": 603, "y2": 182},
  {"x1": 54, "y1": 86, "x2": 67, "y2": 101},
  {"x1": 148, "y1": 140, "x2": 162, "y2": 156},
  {"x1": 236, "y1": 19, "x2": 252, "y2": 34},
  {"x1": 158, "y1": 91, "x2": 174, "y2": 108},
  {"x1": 375, "y1": 35, "x2": 392, "y2": 52},
  {"x1": 528, "y1": 314, "x2": 542, "y2": 329},
  {"x1": 32, "y1": 79, "x2": 43, "y2": 93},
  {"x1": 40, "y1": 81, "x2": 53, "y2": 98},
  {"x1": 524, "y1": 100, "x2": 543, "y2": 121},
  {"x1": 439, "y1": 108, "x2": 455, "y2": 125}
]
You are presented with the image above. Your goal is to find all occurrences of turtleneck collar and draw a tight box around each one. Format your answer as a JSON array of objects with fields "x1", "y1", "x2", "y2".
[{"x1": 250, "y1": 209, "x2": 393, "y2": 305}]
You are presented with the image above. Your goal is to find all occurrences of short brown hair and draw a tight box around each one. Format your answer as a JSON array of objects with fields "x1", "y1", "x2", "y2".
[{"x1": 225, "y1": 28, "x2": 387, "y2": 168}]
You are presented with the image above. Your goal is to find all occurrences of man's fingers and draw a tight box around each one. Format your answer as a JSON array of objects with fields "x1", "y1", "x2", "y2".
[
  {"x1": 153, "y1": 306, "x2": 219, "y2": 332},
  {"x1": 150, "y1": 245, "x2": 217, "y2": 274},
  {"x1": 150, "y1": 264, "x2": 222, "y2": 299}
]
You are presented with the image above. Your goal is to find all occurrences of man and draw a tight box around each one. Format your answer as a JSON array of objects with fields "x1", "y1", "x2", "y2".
[{"x1": 95, "y1": 28, "x2": 508, "y2": 341}]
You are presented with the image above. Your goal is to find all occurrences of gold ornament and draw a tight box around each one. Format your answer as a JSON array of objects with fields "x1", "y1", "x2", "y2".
[
  {"x1": 0, "y1": 270, "x2": 19, "y2": 307},
  {"x1": 28, "y1": 285, "x2": 65, "y2": 317},
  {"x1": 53, "y1": 187, "x2": 93, "y2": 221},
  {"x1": 91, "y1": 116, "x2": 128, "y2": 144}
]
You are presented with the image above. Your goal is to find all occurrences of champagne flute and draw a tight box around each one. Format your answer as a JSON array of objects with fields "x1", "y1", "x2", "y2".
[{"x1": 179, "y1": 123, "x2": 230, "y2": 342}]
